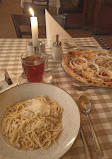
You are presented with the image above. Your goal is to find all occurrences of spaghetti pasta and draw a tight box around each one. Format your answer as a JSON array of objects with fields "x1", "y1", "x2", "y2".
[{"x1": 2, "y1": 96, "x2": 63, "y2": 150}]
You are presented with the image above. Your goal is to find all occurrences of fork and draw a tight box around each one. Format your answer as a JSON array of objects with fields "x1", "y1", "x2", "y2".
[
  {"x1": 64, "y1": 43, "x2": 77, "y2": 49},
  {"x1": 72, "y1": 85, "x2": 112, "y2": 91},
  {"x1": 64, "y1": 43, "x2": 99, "y2": 49}
]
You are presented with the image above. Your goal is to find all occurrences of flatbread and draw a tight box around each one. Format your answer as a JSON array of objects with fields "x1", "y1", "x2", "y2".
[{"x1": 62, "y1": 49, "x2": 112, "y2": 87}]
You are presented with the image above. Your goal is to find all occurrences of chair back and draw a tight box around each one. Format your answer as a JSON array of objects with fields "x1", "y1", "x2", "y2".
[
  {"x1": 53, "y1": 14, "x2": 67, "y2": 28},
  {"x1": 11, "y1": 13, "x2": 67, "y2": 38},
  {"x1": 11, "y1": 14, "x2": 31, "y2": 38},
  {"x1": 32, "y1": 0, "x2": 49, "y2": 9},
  {"x1": 23, "y1": 0, "x2": 49, "y2": 15}
]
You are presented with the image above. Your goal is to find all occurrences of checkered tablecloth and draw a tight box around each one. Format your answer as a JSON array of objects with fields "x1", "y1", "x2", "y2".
[{"x1": 0, "y1": 37, "x2": 112, "y2": 159}]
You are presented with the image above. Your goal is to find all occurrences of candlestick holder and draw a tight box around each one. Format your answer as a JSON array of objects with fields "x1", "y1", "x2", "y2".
[
  {"x1": 34, "y1": 46, "x2": 39, "y2": 55},
  {"x1": 27, "y1": 40, "x2": 45, "y2": 55},
  {"x1": 27, "y1": 41, "x2": 38, "y2": 55}
]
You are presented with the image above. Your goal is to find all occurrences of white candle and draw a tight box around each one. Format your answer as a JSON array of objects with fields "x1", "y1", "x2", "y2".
[{"x1": 29, "y1": 8, "x2": 38, "y2": 47}]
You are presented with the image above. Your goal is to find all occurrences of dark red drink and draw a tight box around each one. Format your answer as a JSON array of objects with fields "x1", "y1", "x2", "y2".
[{"x1": 22, "y1": 55, "x2": 45, "y2": 82}]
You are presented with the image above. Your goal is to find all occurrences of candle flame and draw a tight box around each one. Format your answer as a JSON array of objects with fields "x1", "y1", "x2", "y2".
[{"x1": 29, "y1": 8, "x2": 34, "y2": 17}]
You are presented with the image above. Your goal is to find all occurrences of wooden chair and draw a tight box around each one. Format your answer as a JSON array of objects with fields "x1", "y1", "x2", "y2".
[
  {"x1": 22, "y1": 0, "x2": 49, "y2": 15},
  {"x1": 54, "y1": 14, "x2": 67, "y2": 29},
  {"x1": 11, "y1": 14, "x2": 31, "y2": 38},
  {"x1": 11, "y1": 13, "x2": 67, "y2": 38},
  {"x1": 32, "y1": 0, "x2": 49, "y2": 9}
]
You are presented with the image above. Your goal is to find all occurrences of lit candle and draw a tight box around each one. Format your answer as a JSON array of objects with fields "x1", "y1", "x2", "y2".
[{"x1": 29, "y1": 8, "x2": 38, "y2": 47}]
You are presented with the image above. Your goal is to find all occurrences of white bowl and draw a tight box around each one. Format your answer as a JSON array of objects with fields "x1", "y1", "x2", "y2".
[{"x1": 0, "y1": 83, "x2": 80, "y2": 159}]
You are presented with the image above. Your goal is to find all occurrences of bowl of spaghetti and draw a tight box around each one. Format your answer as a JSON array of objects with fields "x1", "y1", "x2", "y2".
[{"x1": 0, "y1": 83, "x2": 80, "y2": 159}]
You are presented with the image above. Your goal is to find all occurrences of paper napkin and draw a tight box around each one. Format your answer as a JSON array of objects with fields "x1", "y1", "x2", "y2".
[
  {"x1": 45, "y1": 9, "x2": 77, "y2": 47},
  {"x1": 0, "y1": 71, "x2": 18, "y2": 93}
]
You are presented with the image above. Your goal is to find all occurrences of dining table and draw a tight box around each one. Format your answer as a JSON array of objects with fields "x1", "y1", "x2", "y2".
[
  {"x1": 0, "y1": 37, "x2": 112, "y2": 159},
  {"x1": 21, "y1": 0, "x2": 61, "y2": 14}
]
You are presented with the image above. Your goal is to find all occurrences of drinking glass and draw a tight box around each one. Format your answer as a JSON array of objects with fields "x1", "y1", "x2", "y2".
[{"x1": 21, "y1": 53, "x2": 47, "y2": 83}]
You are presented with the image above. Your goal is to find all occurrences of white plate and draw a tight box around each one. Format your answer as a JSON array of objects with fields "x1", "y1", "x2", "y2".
[{"x1": 0, "y1": 83, "x2": 80, "y2": 159}]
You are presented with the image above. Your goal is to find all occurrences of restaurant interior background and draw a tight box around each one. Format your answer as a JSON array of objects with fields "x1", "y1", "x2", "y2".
[{"x1": 0, "y1": 0, "x2": 112, "y2": 49}]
